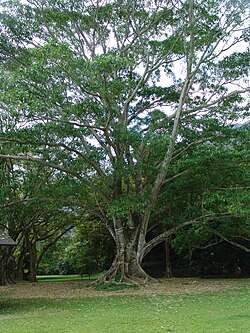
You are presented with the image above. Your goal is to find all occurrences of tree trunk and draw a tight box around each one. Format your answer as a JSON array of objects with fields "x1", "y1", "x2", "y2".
[
  {"x1": 94, "y1": 252, "x2": 154, "y2": 285},
  {"x1": 28, "y1": 241, "x2": 37, "y2": 283},
  {"x1": 94, "y1": 218, "x2": 204, "y2": 285},
  {"x1": 0, "y1": 247, "x2": 6, "y2": 286},
  {"x1": 93, "y1": 231, "x2": 157, "y2": 285},
  {"x1": 165, "y1": 237, "x2": 173, "y2": 278},
  {"x1": 6, "y1": 253, "x2": 16, "y2": 284}
]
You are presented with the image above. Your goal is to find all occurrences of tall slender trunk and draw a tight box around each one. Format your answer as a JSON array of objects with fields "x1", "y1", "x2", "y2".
[
  {"x1": 0, "y1": 247, "x2": 6, "y2": 286},
  {"x1": 27, "y1": 240, "x2": 37, "y2": 283},
  {"x1": 165, "y1": 236, "x2": 173, "y2": 278}
]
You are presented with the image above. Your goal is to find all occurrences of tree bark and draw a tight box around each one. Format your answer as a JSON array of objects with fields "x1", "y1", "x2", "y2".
[
  {"x1": 93, "y1": 250, "x2": 155, "y2": 285},
  {"x1": 93, "y1": 221, "x2": 160, "y2": 286},
  {"x1": 0, "y1": 247, "x2": 6, "y2": 286},
  {"x1": 27, "y1": 240, "x2": 37, "y2": 283},
  {"x1": 94, "y1": 217, "x2": 205, "y2": 285},
  {"x1": 165, "y1": 236, "x2": 173, "y2": 278}
]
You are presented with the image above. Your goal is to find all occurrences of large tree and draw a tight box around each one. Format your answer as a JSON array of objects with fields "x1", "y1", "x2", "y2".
[{"x1": 0, "y1": 0, "x2": 249, "y2": 283}]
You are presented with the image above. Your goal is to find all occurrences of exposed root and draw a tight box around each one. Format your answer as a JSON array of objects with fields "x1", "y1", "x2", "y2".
[
  {"x1": 91, "y1": 254, "x2": 160, "y2": 287},
  {"x1": 92, "y1": 269, "x2": 160, "y2": 287}
]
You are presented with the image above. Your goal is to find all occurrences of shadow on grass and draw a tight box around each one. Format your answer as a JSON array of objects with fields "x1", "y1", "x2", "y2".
[{"x1": 0, "y1": 298, "x2": 51, "y2": 316}]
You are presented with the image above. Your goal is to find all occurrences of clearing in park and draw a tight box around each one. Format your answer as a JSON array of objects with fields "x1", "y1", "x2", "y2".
[{"x1": 0, "y1": 277, "x2": 249, "y2": 333}]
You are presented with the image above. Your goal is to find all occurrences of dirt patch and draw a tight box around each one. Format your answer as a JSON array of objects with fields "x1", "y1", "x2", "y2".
[{"x1": 1, "y1": 278, "x2": 249, "y2": 299}]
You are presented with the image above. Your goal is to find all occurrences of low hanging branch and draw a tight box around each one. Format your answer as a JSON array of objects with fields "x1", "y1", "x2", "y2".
[
  {"x1": 143, "y1": 212, "x2": 250, "y2": 259},
  {"x1": 143, "y1": 218, "x2": 203, "y2": 258},
  {"x1": 204, "y1": 226, "x2": 250, "y2": 253}
]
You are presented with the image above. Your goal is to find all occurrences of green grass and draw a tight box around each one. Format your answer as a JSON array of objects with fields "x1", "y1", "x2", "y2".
[
  {"x1": 0, "y1": 285, "x2": 249, "y2": 333},
  {"x1": 37, "y1": 274, "x2": 102, "y2": 282}
]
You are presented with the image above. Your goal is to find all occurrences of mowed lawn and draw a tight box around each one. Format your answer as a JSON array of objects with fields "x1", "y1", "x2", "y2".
[{"x1": 0, "y1": 280, "x2": 249, "y2": 333}]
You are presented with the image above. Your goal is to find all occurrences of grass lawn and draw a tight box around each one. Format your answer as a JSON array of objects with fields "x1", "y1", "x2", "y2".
[
  {"x1": 0, "y1": 281, "x2": 249, "y2": 333},
  {"x1": 37, "y1": 274, "x2": 102, "y2": 282}
]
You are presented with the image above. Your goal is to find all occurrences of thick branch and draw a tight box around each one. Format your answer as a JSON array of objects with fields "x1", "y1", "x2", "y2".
[
  {"x1": 143, "y1": 218, "x2": 203, "y2": 258},
  {"x1": 1, "y1": 137, "x2": 106, "y2": 177},
  {"x1": 0, "y1": 154, "x2": 83, "y2": 180}
]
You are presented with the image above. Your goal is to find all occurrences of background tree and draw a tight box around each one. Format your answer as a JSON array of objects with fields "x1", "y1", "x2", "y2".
[
  {"x1": 58, "y1": 221, "x2": 114, "y2": 277},
  {"x1": 0, "y1": 156, "x2": 79, "y2": 281},
  {"x1": 154, "y1": 122, "x2": 250, "y2": 276},
  {"x1": 0, "y1": 0, "x2": 249, "y2": 283}
]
